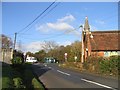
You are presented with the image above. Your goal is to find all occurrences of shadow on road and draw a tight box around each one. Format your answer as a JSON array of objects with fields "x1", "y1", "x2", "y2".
[
  {"x1": 31, "y1": 63, "x2": 51, "y2": 77},
  {"x1": 2, "y1": 61, "x2": 49, "y2": 89}
]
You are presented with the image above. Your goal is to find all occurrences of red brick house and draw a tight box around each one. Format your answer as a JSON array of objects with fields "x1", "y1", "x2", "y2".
[{"x1": 81, "y1": 17, "x2": 120, "y2": 61}]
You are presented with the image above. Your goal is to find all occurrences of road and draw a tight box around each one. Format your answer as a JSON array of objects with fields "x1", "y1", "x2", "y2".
[{"x1": 32, "y1": 63, "x2": 118, "y2": 89}]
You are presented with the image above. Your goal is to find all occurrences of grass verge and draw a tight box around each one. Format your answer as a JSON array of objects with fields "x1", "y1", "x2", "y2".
[{"x1": 2, "y1": 62, "x2": 45, "y2": 89}]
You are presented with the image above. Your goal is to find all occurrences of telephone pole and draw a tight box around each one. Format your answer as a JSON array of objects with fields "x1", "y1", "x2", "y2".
[{"x1": 13, "y1": 32, "x2": 17, "y2": 50}]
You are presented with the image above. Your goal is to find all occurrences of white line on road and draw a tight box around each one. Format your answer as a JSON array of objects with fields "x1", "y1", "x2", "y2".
[
  {"x1": 57, "y1": 70, "x2": 70, "y2": 76},
  {"x1": 44, "y1": 64, "x2": 47, "y2": 67},
  {"x1": 48, "y1": 67, "x2": 54, "y2": 70},
  {"x1": 48, "y1": 67, "x2": 52, "y2": 69},
  {"x1": 81, "y1": 78, "x2": 117, "y2": 90}
]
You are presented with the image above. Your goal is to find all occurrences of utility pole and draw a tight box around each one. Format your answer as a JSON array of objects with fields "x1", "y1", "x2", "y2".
[
  {"x1": 13, "y1": 32, "x2": 17, "y2": 50},
  {"x1": 13, "y1": 33, "x2": 17, "y2": 59}
]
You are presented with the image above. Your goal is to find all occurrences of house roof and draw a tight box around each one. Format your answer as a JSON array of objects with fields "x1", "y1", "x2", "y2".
[{"x1": 90, "y1": 31, "x2": 120, "y2": 51}]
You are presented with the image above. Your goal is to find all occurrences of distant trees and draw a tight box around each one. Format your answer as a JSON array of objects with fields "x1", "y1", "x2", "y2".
[
  {"x1": 27, "y1": 40, "x2": 82, "y2": 63},
  {"x1": 26, "y1": 52, "x2": 34, "y2": 57},
  {"x1": 40, "y1": 40, "x2": 82, "y2": 63},
  {"x1": 12, "y1": 50, "x2": 24, "y2": 65},
  {"x1": 34, "y1": 50, "x2": 46, "y2": 62},
  {"x1": 70, "y1": 41, "x2": 82, "y2": 62},
  {"x1": 0, "y1": 34, "x2": 13, "y2": 49}
]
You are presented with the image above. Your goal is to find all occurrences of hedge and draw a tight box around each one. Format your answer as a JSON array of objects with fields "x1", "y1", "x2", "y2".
[{"x1": 84, "y1": 55, "x2": 120, "y2": 76}]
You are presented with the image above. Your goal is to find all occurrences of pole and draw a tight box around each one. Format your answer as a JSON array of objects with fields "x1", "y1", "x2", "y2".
[{"x1": 13, "y1": 33, "x2": 17, "y2": 50}]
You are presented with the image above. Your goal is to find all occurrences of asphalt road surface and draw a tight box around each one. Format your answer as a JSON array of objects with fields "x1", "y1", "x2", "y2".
[{"x1": 32, "y1": 63, "x2": 118, "y2": 89}]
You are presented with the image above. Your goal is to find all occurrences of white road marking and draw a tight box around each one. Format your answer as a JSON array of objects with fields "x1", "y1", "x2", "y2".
[
  {"x1": 44, "y1": 64, "x2": 47, "y2": 67},
  {"x1": 81, "y1": 78, "x2": 117, "y2": 90},
  {"x1": 57, "y1": 70, "x2": 70, "y2": 76},
  {"x1": 48, "y1": 67, "x2": 54, "y2": 70},
  {"x1": 48, "y1": 67, "x2": 52, "y2": 69},
  {"x1": 52, "y1": 68, "x2": 54, "y2": 70}
]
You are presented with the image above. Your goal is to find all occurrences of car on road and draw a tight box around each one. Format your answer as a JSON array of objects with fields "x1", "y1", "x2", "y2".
[
  {"x1": 44, "y1": 57, "x2": 57, "y2": 63},
  {"x1": 26, "y1": 56, "x2": 37, "y2": 63}
]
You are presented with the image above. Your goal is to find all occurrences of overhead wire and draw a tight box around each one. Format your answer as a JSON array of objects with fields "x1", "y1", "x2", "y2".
[
  {"x1": 18, "y1": 27, "x2": 80, "y2": 41},
  {"x1": 18, "y1": 2, "x2": 61, "y2": 35},
  {"x1": 17, "y1": 0, "x2": 57, "y2": 34}
]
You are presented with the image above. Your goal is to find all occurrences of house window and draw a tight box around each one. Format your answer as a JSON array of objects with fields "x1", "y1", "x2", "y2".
[{"x1": 104, "y1": 52, "x2": 109, "y2": 57}]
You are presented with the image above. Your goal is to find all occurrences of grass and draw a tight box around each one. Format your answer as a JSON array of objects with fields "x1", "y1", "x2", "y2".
[
  {"x1": 24, "y1": 63, "x2": 44, "y2": 89},
  {"x1": 2, "y1": 62, "x2": 45, "y2": 89},
  {"x1": 2, "y1": 64, "x2": 14, "y2": 88}
]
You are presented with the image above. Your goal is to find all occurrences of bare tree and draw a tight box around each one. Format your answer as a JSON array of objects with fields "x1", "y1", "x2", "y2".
[
  {"x1": 0, "y1": 34, "x2": 13, "y2": 49},
  {"x1": 41, "y1": 41, "x2": 59, "y2": 52}
]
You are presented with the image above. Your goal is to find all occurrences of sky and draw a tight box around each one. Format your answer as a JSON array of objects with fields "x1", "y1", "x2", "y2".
[{"x1": 2, "y1": 2, "x2": 118, "y2": 53}]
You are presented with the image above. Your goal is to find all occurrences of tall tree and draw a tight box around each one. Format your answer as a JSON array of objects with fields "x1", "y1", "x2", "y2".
[
  {"x1": 1, "y1": 34, "x2": 13, "y2": 49},
  {"x1": 71, "y1": 41, "x2": 82, "y2": 62},
  {"x1": 41, "y1": 41, "x2": 59, "y2": 52},
  {"x1": 34, "y1": 50, "x2": 46, "y2": 61},
  {"x1": 26, "y1": 51, "x2": 34, "y2": 57}
]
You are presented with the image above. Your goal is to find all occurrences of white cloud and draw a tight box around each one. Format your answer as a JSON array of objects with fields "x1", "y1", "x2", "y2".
[
  {"x1": 57, "y1": 14, "x2": 75, "y2": 23},
  {"x1": 47, "y1": 22, "x2": 74, "y2": 31},
  {"x1": 57, "y1": 41, "x2": 72, "y2": 46},
  {"x1": 22, "y1": 41, "x2": 43, "y2": 53},
  {"x1": 36, "y1": 14, "x2": 75, "y2": 33},
  {"x1": 36, "y1": 24, "x2": 50, "y2": 33},
  {"x1": 95, "y1": 20, "x2": 105, "y2": 25}
]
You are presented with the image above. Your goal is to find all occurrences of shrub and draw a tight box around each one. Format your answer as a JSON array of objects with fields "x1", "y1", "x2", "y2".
[
  {"x1": 83, "y1": 56, "x2": 104, "y2": 72},
  {"x1": 32, "y1": 78, "x2": 44, "y2": 89},
  {"x1": 11, "y1": 57, "x2": 22, "y2": 65},
  {"x1": 13, "y1": 77, "x2": 25, "y2": 88},
  {"x1": 84, "y1": 55, "x2": 119, "y2": 76},
  {"x1": 99, "y1": 59, "x2": 110, "y2": 73},
  {"x1": 2, "y1": 77, "x2": 14, "y2": 88},
  {"x1": 99, "y1": 55, "x2": 120, "y2": 75}
]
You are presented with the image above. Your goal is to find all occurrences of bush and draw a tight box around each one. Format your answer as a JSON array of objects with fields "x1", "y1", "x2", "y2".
[
  {"x1": 32, "y1": 78, "x2": 44, "y2": 89},
  {"x1": 84, "y1": 55, "x2": 119, "y2": 76},
  {"x1": 99, "y1": 55, "x2": 120, "y2": 75},
  {"x1": 2, "y1": 77, "x2": 14, "y2": 88},
  {"x1": 99, "y1": 59, "x2": 110, "y2": 73},
  {"x1": 11, "y1": 57, "x2": 23, "y2": 65},
  {"x1": 13, "y1": 77, "x2": 25, "y2": 88},
  {"x1": 2, "y1": 65, "x2": 14, "y2": 88},
  {"x1": 83, "y1": 56, "x2": 104, "y2": 72}
]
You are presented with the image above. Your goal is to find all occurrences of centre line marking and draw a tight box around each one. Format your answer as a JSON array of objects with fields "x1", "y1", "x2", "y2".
[
  {"x1": 48, "y1": 67, "x2": 52, "y2": 69},
  {"x1": 57, "y1": 70, "x2": 70, "y2": 76},
  {"x1": 81, "y1": 78, "x2": 117, "y2": 90},
  {"x1": 44, "y1": 64, "x2": 47, "y2": 67}
]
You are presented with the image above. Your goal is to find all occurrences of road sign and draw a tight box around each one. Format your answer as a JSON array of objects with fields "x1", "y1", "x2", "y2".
[
  {"x1": 64, "y1": 53, "x2": 68, "y2": 62},
  {"x1": 64, "y1": 53, "x2": 67, "y2": 56},
  {"x1": 24, "y1": 52, "x2": 26, "y2": 56},
  {"x1": 74, "y1": 56, "x2": 77, "y2": 60}
]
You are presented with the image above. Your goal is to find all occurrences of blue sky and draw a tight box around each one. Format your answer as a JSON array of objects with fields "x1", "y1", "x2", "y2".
[{"x1": 2, "y1": 2, "x2": 118, "y2": 52}]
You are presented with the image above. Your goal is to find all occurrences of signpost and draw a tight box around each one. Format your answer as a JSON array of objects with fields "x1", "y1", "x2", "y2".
[
  {"x1": 74, "y1": 56, "x2": 77, "y2": 63},
  {"x1": 64, "y1": 53, "x2": 68, "y2": 62},
  {"x1": 23, "y1": 52, "x2": 26, "y2": 62}
]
